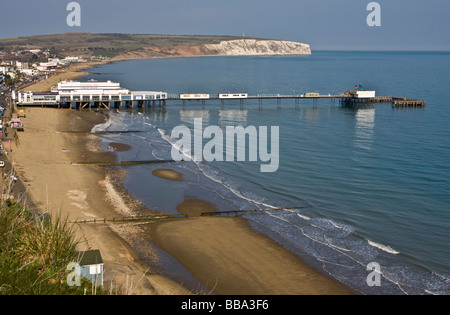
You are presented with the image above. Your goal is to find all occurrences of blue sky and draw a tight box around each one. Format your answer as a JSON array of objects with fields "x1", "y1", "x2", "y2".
[{"x1": 1, "y1": 0, "x2": 450, "y2": 50}]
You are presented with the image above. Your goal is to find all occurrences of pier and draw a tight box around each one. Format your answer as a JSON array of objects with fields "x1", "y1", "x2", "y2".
[
  {"x1": 168, "y1": 92, "x2": 426, "y2": 108},
  {"x1": 13, "y1": 80, "x2": 426, "y2": 109},
  {"x1": 14, "y1": 93, "x2": 426, "y2": 109}
]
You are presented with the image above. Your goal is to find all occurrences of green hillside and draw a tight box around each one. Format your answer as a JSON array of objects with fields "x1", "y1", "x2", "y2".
[{"x1": 0, "y1": 33, "x2": 245, "y2": 58}]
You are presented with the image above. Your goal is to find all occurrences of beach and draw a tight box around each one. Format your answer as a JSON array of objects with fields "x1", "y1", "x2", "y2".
[{"x1": 4, "y1": 103, "x2": 353, "y2": 295}]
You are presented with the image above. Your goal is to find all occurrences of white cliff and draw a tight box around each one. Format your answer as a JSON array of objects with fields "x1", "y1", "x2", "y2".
[{"x1": 204, "y1": 39, "x2": 311, "y2": 56}]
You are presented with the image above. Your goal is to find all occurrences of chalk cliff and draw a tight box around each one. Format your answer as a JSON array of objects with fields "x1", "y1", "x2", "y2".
[
  {"x1": 113, "y1": 39, "x2": 311, "y2": 60},
  {"x1": 204, "y1": 39, "x2": 311, "y2": 56}
]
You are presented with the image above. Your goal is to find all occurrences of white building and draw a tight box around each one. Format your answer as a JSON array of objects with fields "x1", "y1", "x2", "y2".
[
  {"x1": 63, "y1": 56, "x2": 80, "y2": 63},
  {"x1": 28, "y1": 49, "x2": 41, "y2": 55},
  {"x1": 0, "y1": 64, "x2": 14, "y2": 74},
  {"x1": 353, "y1": 90, "x2": 376, "y2": 99},
  {"x1": 13, "y1": 91, "x2": 59, "y2": 104},
  {"x1": 20, "y1": 69, "x2": 37, "y2": 76},
  {"x1": 13, "y1": 80, "x2": 167, "y2": 106},
  {"x1": 78, "y1": 250, "x2": 104, "y2": 286},
  {"x1": 16, "y1": 61, "x2": 29, "y2": 70}
]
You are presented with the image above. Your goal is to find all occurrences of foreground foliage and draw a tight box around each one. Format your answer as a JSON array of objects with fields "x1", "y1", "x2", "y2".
[{"x1": 0, "y1": 199, "x2": 104, "y2": 295}]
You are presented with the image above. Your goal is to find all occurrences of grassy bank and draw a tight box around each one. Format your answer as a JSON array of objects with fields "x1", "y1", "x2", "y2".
[{"x1": 0, "y1": 199, "x2": 104, "y2": 295}]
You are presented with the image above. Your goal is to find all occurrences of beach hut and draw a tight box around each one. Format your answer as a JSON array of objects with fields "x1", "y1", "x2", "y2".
[{"x1": 78, "y1": 249, "x2": 104, "y2": 286}]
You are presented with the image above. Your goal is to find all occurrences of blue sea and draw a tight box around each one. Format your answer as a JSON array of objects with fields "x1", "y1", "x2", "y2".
[{"x1": 84, "y1": 51, "x2": 450, "y2": 295}]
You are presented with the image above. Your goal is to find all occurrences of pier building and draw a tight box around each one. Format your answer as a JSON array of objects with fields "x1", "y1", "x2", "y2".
[{"x1": 13, "y1": 80, "x2": 168, "y2": 109}]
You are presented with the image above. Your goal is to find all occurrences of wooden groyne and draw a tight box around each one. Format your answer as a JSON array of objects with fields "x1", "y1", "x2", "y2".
[
  {"x1": 70, "y1": 214, "x2": 186, "y2": 224},
  {"x1": 74, "y1": 160, "x2": 176, "y2": 166},
  {"x1": 201, "y1": 206, "x2": 307, "y2": 217},
  {"x1": 73, "y1": 205, "x2": 325, "y2": 223}
]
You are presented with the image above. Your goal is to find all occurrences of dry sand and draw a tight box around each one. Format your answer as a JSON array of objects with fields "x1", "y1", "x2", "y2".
[{"x1": 7, "y1": 107, "x2": 353, "y2": 295}]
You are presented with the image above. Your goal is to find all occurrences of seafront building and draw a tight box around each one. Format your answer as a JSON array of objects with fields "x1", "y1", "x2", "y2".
[{"x1": 12, "y1": 80, "x2": 168, "y2": 109}]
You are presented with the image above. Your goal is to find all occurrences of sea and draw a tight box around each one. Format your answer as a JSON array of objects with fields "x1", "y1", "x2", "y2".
[{"x1": 83, "y1": 51, "x2": 450, "y2": 295}]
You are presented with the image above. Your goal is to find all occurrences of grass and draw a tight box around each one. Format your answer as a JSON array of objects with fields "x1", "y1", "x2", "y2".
[
  {"x1": 91, "y1": 50, "x2": 119, "y2": 58},
  {"x1": 0, "y1": 198, "x2": 106, "y2": 295}
]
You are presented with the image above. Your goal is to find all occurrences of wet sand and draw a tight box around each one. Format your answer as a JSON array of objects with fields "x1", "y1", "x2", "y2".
[
  {"x1": 176, "y1": 198, "x2": 217, "y2": 217},
  {"x1": 149, "y1": 216, "x2": 353, "y2": 295},
  {"x1": 108, "y1": 142, "x2": 132, "y2": 152},
  {"x1": 152, "y1": 169, "x2": 183, "y2": 182}
]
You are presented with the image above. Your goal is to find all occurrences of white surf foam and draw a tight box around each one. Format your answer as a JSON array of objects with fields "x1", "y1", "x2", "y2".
[
  {"x1": 297, "y1": 213, "x2": 311, "y2": 221},
  {"x1": 368, "y1": 240, "x2": 400, "y2": 255},
  {"x1": 91, "y1": 116, "x2": 112, "y2": 133}
]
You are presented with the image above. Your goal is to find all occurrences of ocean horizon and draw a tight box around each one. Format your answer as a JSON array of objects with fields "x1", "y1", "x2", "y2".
[{"x1": 84, "y1": 51, "x2": 450, "y2": 295}]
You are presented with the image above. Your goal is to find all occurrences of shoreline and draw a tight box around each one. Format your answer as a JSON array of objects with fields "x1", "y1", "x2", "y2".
[{"x1": 6, "y1": 106, "x2": 354, "y2": 295}]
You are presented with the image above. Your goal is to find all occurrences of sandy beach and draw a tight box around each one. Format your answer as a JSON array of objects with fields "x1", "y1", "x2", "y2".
[{"x1": 4, "y1": 105, "x2": 353, "y2": 295}]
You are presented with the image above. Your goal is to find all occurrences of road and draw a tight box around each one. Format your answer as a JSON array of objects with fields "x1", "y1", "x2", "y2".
[{"x1": 0, "y1": 89, "x2": 38, "y2": 213}]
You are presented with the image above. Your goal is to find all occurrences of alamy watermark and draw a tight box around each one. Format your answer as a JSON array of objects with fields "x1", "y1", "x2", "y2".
[
  {"x1": 366, "y1": 262, "x2": 382, "y2": 287},
  {"x1": 66, "y1": 2, "x2": 81, "y2": 27},
  {"x1": 170, "y1": 118, "x2": 279, "y2": 173},
  {"x1": 66, "y1": 262, "x2": 81, "y2": 287},
  {"x1": 367, "y1": 2, "x2": 381, "y2": 27}
]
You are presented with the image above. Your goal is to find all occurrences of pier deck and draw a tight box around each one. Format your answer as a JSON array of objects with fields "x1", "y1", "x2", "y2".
[
  {"x1": 15, "y1": 92, "x2": 426, "y2": 109},
  {"x1": 170, "y1": 93, "x2": 426, "y2": 108}
]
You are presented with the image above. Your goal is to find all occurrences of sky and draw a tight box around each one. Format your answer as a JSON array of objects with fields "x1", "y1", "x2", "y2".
[{"x1": 1, "y1": 0, "x2": 450, "y2": 50}]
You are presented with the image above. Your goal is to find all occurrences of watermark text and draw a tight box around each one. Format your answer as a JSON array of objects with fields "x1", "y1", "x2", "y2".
[{"x1": 171, "y1": 118, "x2": 279, "y2": 173}]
